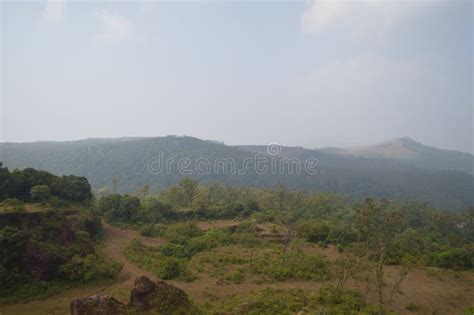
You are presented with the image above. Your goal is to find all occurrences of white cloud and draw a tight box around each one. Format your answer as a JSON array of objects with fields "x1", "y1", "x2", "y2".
[
  {"x1": 301, "y1": 0, "x2": 427, "y2": 39},
  {"x1": 95, "y1": 10, "x2": 132, "y2": 41},
  {"x1": 42, "y1": 0, "x2": 64, "y2": 23}
]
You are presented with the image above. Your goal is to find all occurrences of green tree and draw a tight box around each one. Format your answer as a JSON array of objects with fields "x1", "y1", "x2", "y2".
[
  {"x1": 30, "y1": 185, "x2": 51, "y2": 204},
  {"x1": 178, "y1": 178, "x2": 198, "y2": 207},
  {"x1": 98, "y1": 194, "x2": 122, "y2": 214},
  {"x1": 142, "y1": 185, "x2": 150, "y2": 198},
  {"x1": 116, "y1": 195, "x2": 140, "y2": 221}
]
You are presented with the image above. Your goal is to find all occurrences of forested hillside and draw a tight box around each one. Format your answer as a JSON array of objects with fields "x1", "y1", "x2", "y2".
[{"x1": 1, "y1": 136, "x2": 473, "y2": 210}]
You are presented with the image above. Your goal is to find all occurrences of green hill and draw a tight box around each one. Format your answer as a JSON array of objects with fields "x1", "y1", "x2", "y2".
[{"x1": 1, "y1": 136, "x2": 473, "y2": 210}]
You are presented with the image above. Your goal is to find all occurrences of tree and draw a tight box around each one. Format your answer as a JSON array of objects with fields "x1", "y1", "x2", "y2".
[
  {"x1": 98, "y1": 186, "x2": 111, "y2": 198},
  {"x1": 178, "y1": 178, "x2": 198, "y2": 208},
  {"x1": 30, "y1": 185, "x2": 51, "y2": 204},
  {"x1": 356, "y1": 198, "x2": 406, "y2": 314},
  {"x1": 135, "y1": 197, "x2": 177, "y2": 222},
  {"x1": 330, "y1": 254, "x2": 362, "y2": 300},
  {"x1": 98, "y1": 194, "x2": 122, "y2": 214},
  {"x1": 279, "y1": 211, "x2": 298, "y2": 253},
  {"x1": 276, "y1": 184, "x2": 287, "y2": 212},
  {"x1": 116, "y1": 195, "x2": 140, "y2": 221},
  {"x1": 53, "y1": 175, "x2": 92, "y2": 202},
  {"x1": 111, "y1": 177, "x2": 118, "y2": 194},
  {"x1": 142, "y1": 185, "x2": 150, "y2": 200},
  {"x1": 0, "y1": 162, "x2": 9, "y2": 200},
  {"x1": 295, "y1": 220, "x2": 330, "y2": 243}
]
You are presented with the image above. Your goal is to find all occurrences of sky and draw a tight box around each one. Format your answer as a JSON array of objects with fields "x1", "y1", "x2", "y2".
[{"x1": 1, "y1": 0, "x2": 473, "y2": 153}]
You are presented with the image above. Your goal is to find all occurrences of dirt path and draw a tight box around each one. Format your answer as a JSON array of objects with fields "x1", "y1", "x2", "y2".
[
  {"x1": 101, "y1": 222, "x2": 163, "y2": 282},
  {"x1": 0, "y1": 223, "x2": 164, "y2": 315}
]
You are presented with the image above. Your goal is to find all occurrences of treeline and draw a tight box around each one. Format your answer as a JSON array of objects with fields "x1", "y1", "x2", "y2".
[
  {"x1": 97, "y1": 178, "x2": 474, "y2": 271},
  {"x1": 0, "y1": 162, "x2": 92, "y2": 203},
  {"x1": 2, "y1": 136, "x2": 473, "y2": 210}
]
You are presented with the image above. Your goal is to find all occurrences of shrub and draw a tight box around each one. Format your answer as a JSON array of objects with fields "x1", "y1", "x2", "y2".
[
  {"x1": 406, "y1": 302, "x2": 420, "y2": 312},
  {"x1": 124, "y1": 239, "x2": 195, "y2": 282},
  {"x1": 164, "y1": 222, "x2": 202, "y2": 244},
  {"x1": 160, "y1": 243, "x2": 190, "y2": 259},
  {"x1": 59, "y1": 254, "x2": 122, "y2": 283},
  {"x1": 155, "y1": 256, "x2": 186, "y2": 280},
  {"x1": 30, "y1": 185, "x2": 51, "y2": 203},
  {"x1": 251, "y1": 247, "x2": 329, "y2": 281},
  {"x1": 296, "y1": 220, "x2": 330, "y2": 243},
  {"x1": 3, "y1": 198, "x2": 24, "y2": 212},
  {"x1": 431, "y1": 246, "x2": 474, "y2": 270},
  {"x1": 220, "y1": 269, "x2": 245, "y2": 284}
]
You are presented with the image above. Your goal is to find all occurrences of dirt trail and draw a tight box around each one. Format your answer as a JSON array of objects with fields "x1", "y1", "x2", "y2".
[
  {"x1": 101, "y1": 222, "x2": 162, "y2": 282},
  {"x1": 0, "y1": 223, "x2": 163, "y2": 315}
]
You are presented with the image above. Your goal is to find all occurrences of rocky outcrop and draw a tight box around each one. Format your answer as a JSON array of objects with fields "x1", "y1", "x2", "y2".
[
  {"x1": 70, "y1": 276, "x2": 195, "y2": 314},
  {"x1": 70, "y1": 294, "x2": 126, "y2": 315},
  {"x1": 129, "y1": 276, "x2": 193, "y2": 313}
]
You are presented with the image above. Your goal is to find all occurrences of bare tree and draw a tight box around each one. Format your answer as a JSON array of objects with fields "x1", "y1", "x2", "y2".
[
  {"x1": 356, "y1": 198, "x2": 406, "y2": 314},
  {"x1": 330, "y1": 254, "x2": 362, "y2": 299}
]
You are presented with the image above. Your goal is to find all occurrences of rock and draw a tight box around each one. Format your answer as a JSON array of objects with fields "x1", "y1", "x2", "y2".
[
  {"x1": 70, "y1": 294, "x2": 126, "y2": 315},
  {"x1": 129, "y1": 276, "x2": 193, "y2": 313},
  {"x1": 69, "y1": 276, "x2": 195, "y2": 315}
]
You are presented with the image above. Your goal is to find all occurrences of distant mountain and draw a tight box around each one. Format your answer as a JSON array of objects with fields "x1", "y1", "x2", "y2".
[
  {"x1": 320, "y1": 137, "x2": 474, "y2": 174},
  {"x1": 1, "y1": 136, "x2": 473, "y2": 210}
]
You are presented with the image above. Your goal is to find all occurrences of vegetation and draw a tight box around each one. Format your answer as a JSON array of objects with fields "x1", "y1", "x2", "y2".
[
  {"x1": 107, "y1": 179, "x2": 473, "y2": 313},
  {"x1": 1, "y1": 166, "x2": 473, "y2": 313},
  {"x1": 0, "y1": 162, "x2": 92, "y2": 203},
  {"x1": 1, "y1": 136, "x2": 473, "y2": 209},
  {"x1": 98, "y1": 178, "x2": 473, "y2": 273},
  {"x1": 0, "y1": 166, "x2": 120, "y2": 303}
]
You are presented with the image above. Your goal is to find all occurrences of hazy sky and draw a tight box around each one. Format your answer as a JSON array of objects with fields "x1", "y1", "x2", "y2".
[{"x1": 1, "y1": 1, "x2": 473, "y2": 153}]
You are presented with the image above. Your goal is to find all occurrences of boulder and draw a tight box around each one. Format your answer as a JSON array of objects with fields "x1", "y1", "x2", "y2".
[
  {"x1": 129, "y1": 276, "x2": 193, "y2": 313},
  {"x1": 70, "y1": 294, "x2": 126, "y2": 315},
  {"x1": 69, "y1": 276, "x2": 195, "y2": 314}
]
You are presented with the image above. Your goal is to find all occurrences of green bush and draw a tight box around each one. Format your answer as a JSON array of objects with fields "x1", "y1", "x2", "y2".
[
  {"x1": 2, "y1": 198, "x2": 24, "y2": 212},
  {"x1": 30, "y1": 185, "x2": 52, "y2": 203},
  {"x1": 124, "y1": 239, "x2": 195, "y2": 282},
  {"x1": 296, "y1": 220, "x2": 330, "y2": 243},
  {"x1": 160, "y1": 243, "x2": 190, "y2": 259},
  {"x1": 59, "y1": 254, "x2": 122, "y2": 283},
  {"x1": 431, "y1": 246, "x2": 474, "y2": 270},
  {"x1": 164, "y1": 222, "x2": 202, "y2": 244},
  {"x1": 251, "y1": 247, "x2": 329, "y2": 281},
  {"x1": 406, "y1": 302, "x2": 420, "y2": 312},
  {"x1": 219, "y1": 269, "x2": 245, "y2": 284}
]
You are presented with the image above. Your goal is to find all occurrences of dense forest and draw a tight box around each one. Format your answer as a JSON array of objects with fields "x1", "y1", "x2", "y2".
[{"x1": 1, "y1": 136, "x2": 473, "y2": 210}]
